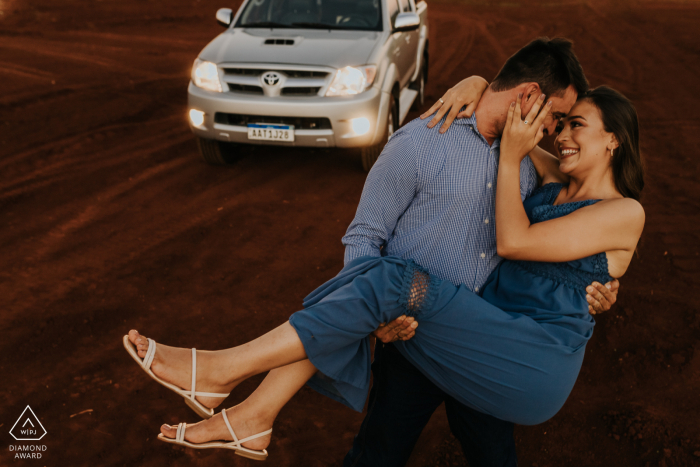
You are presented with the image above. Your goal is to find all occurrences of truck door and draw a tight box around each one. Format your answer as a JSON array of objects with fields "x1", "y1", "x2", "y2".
[
  {"x1": 388, "y1": 0, "x2": 409, "y2": 88},
  {"x1": 395, "y1": 0, "x2": 419, "y2": 87}
]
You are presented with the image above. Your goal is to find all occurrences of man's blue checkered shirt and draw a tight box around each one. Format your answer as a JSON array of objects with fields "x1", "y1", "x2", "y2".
[{"x1": 343, "y1": 114, "x2": 537, "y2": 291}]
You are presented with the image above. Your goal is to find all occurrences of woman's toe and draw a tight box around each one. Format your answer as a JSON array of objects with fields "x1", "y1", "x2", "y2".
[
  {"x1": 133, "y1": 333, "x2": 151, "y2": 358},
  {"x1": 160, "y1": 424, "x2": 177, "y2": 439},
  {"x1": 128, "y1": 329, "x2": 140, "y2": 345}
]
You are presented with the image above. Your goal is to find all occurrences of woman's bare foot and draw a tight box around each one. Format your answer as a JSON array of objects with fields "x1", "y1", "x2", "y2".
[
  {"x1": 160, "y1": 404, "x2": 273, "y2": 451},
  {"x1": 128, "y1": 329, "x2": 235, "y2": 409}
]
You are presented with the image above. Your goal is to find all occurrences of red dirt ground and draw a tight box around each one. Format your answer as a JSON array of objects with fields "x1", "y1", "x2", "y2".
[{"x1": 1, "y1": 0, "x2": 699, "y2": 466}]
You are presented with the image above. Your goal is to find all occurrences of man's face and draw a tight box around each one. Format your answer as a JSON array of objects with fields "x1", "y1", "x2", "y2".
[{"x1": 543, "y1": 85, "x2": 578, "y2": 136}]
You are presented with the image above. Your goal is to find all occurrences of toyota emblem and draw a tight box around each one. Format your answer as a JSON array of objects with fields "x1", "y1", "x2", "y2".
[{"x1": 262, "y1": 72, "x2": 281, "y2": 86}]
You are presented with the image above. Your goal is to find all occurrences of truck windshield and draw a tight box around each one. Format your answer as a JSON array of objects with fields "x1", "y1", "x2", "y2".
[{"x1": 236, "y1": 0, "x2": 383, "y2": 31}]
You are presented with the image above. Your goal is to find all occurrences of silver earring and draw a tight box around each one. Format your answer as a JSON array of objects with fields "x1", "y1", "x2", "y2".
[{"x1": 610, "y1": 148, "x2": 614, "y2": 157}]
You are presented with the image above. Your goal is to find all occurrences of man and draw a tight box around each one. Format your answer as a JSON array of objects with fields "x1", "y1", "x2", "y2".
[{"x1": 342, "y1": 37, "x2": 618, "y2": 467}]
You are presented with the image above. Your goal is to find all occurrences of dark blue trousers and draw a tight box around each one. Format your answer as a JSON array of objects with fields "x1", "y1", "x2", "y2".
[{"x1": 343, "y1": 342, "x2": 518, "y2": 467}]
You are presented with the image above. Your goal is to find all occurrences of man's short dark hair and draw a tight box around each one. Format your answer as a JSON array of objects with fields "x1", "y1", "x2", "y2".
[{"x1": 491, "y1": 37, "x2": 588, "y2": 98}]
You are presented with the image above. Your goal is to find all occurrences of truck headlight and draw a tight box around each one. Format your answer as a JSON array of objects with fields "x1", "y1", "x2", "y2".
[
  {"x1": 326, "y1": 65, "x2": 377, "y2": 96},
  {"x1": 192, "y1": 59, "x2": 223, "y2": 92}
]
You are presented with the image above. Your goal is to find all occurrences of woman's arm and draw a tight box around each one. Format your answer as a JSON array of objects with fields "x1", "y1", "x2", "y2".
[
  {"x1": 496, "y1": 97, "x2": 645, "y2": 266},
  {"x1": 420, "y1": 76, "x2": 489, "y2": 133},
  {"x1": 529, "y1": 145, "x2": 569, "y2": 185}
]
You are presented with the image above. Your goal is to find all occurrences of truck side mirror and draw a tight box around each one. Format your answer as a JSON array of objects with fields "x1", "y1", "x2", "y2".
[
  {"x1": 393, "y1": 12, "x2": 420, "y2": 32},
  {"x1": 216, "y1": 8, "x2": 233, "y2": 27}
]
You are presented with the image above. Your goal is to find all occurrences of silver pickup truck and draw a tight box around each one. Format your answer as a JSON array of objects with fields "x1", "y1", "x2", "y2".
[{"x1": 187, "y1": 0, "x2": 428, "y2": 171}]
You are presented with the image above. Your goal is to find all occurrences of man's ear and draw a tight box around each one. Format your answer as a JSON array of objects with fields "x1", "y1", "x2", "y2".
[
  {"x1": 523, "y1": 83, "x2": 542, "y2": 102},
  {"x1": 519, "y1": 83, "x2": 542, "y2": 116}
]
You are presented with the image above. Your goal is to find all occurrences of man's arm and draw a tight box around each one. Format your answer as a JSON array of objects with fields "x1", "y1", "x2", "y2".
[
  {"x1": 342, "y1": 129, "x2": 423, "y2": 342},
  {"x1": 342, "y1": 129, "x2": 420, "y2": 263}
]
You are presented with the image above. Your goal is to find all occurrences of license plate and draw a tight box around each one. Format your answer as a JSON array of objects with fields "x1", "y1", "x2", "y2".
[{"x1": 247, "y1": 123, "x2": 294, "y2": 142}]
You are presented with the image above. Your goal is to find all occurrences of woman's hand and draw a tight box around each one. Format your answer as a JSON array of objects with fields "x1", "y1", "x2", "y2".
[
  {"x1": 420, "y1": 76, "x2": 489, "y2": 133},
  {"x1": 500, "y1": 93, "x2": 551, "y2": 165}
]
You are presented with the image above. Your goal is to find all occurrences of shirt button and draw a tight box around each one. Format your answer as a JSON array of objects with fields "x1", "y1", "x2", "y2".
[
  {"x1": 487, "y1": 183, "x2": 492, "y2": 188},
  {"x1": 484, "y1": 218, "x2": 489, "y2": 224},
  {"x1": 475, "y1": 286, "x2": 480, "y2": 292},
  {"x1": 480, "y1": 253, "x2": 486, "y2": 259}
]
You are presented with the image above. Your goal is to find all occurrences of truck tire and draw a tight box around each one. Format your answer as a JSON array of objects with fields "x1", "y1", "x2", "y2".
[
  {"x1": 410, "y1": 61, "x2": 427, "y2": 111},
  {"x1": 361, "y1": 95, "x2": 397, "y2": 172},
  {"x1": 196, "y1": 136, "x2": 239, "y2": 165}
]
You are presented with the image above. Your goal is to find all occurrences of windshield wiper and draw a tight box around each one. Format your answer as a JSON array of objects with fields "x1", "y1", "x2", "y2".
[
  {"x1": 242, "y1": 21, "x2": 292, "y2": 28},
  {"x1": 290, "y1": 22, "x2": 353, "y2": 30}
]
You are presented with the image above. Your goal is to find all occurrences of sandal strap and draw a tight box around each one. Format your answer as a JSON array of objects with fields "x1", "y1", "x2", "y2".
[
  {"x1": 180, "y1": 390, "x2": 230, "y2": 398},
  {"x1": 176, "y1": 422, "x2": 186, "y2": 442},
  {"x1": 221, "y1": 408, "x2": 272, "y2": 447},
  {"x1": 237, "y1": 428, "x2": 273, "y2": 445},
  {"x1": 221, "y1": 408, "x2": 239, "y2": 444},
  {"x1": 181, "y1": 389, "x2": 231, "y2": 399},
  {"x1": 190, "y1": 348, "x2": 197, "y2": 401},
  {"x1": 143, "y1": 338, "x2": 157, "y2": 370},
  {"x1": 188, "y1": 348, "x2": 230, "y2": 399}
]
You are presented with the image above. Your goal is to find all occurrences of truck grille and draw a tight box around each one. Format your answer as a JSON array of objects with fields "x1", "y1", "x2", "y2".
[
  {"x1": 220, "y1": 66, "x2": 331, "y2": 97},
  {"x1": 281, "y1": 87, "x2": 321, "y2": 96},
  {"x1": 214, "y1": 113, "x2": 332, "y2": 130},
  {"x1": 226, "y1": 84, "x2": 264, "y2": 95}
]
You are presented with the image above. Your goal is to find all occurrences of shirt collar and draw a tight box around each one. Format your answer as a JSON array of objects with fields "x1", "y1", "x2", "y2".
[{"x1": 457, "y1": 112, "x2": 500, "y2": 149}]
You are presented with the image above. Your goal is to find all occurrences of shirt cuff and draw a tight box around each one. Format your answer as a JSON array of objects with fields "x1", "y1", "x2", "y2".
[{"x1": 344, "y1": 245, "x2": 382, "y2": 265}]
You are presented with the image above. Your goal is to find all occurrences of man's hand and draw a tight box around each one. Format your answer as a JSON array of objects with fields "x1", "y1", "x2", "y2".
[
  {"x1": 586, "y1": 279, "x2": 619, "y2": 315},
  {"x1": 371, "y1": 315, "x2": 418, "y2": 343}
]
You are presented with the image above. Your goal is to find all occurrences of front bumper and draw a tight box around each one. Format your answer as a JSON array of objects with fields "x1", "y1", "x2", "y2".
[{"x1": 187, "y1": 82, "x2": 389, "y2": 148}]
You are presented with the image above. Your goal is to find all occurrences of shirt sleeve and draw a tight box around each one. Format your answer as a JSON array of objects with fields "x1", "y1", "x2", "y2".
[
  {"x1": 342, "y1": 130, "x2": 419, "y2": 264},
  {"x1": 519, "y1": 155, "x2": 538, "y2": 200}
]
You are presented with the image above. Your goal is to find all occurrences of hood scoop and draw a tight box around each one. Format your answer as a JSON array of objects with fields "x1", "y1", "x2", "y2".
[{"x1": 264, "y1": 38, "x2": 295, "y2": 46}]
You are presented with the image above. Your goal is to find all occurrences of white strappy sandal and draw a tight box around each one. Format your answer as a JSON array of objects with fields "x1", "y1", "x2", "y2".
[
  {"x1": 122, "y1": 335, "x2": 230, "y2": 419},
  {"x1": 157, "y1": 407, "x2": 272, "y2": 461}
]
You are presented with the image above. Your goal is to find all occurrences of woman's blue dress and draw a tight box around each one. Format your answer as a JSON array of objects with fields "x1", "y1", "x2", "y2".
[{"x1": 289, "y1": 183, "x2": 611, "y2": 425}]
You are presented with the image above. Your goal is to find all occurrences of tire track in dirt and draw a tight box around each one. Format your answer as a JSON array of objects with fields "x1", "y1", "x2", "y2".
[
  {"x1": 0, "y1": 37, "x2": 172, "y2": 75},
  {"x1": 0, "y1": 63, "x2": 56, "y2": 81},
  {"x1": 425, "y1": 8, "x2": 476, "y2": 89},
  {"x1": 51, "y1": 29, "x2": 210, "y2": 48},
  {"x1": 0, "y1": 116, "x2": 185, "y2": 198},
  {"x1": 1, "y1": 147, "x2": 346, "y2": 325}
]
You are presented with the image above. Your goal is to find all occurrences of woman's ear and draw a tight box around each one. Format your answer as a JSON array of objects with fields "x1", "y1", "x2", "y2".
[
  {"x1": 609, "y1": 135, "x2": 620, "y2": 152},
  {"x1": 608, "y1": 136, "x2": 620, "y2": 158}
]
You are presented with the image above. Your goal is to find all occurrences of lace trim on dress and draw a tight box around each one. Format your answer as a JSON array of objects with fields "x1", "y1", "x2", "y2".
[
  {"x1": 512, "y1": 258, "x2": 611, "y2": 290},
  {"x1": 532, "y1": 199, "x2": 600, "y2": 224},
  {"x1": 531, "y1": 182, "x2": 565, "y2": 205},
  {"x1": 399, "y1": 261, "x2": 440, "y2": 317},
  {"x1": 592, "y1": 251, "x2": 611, "y2": 280}
]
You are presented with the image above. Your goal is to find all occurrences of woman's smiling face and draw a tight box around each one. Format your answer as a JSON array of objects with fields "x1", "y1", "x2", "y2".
[{"x1": 554, "y1": 99, "x2": 617, "y2": 175}]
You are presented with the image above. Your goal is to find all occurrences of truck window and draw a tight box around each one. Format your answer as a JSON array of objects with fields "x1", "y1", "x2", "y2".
[{"x1": 236, "y1": 0, "x2": 383, "y2": 31}]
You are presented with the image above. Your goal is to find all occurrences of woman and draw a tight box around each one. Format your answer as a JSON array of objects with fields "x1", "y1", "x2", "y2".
[{"x1": 123, "y1": 86, "x2": 644, "y2": 460}]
